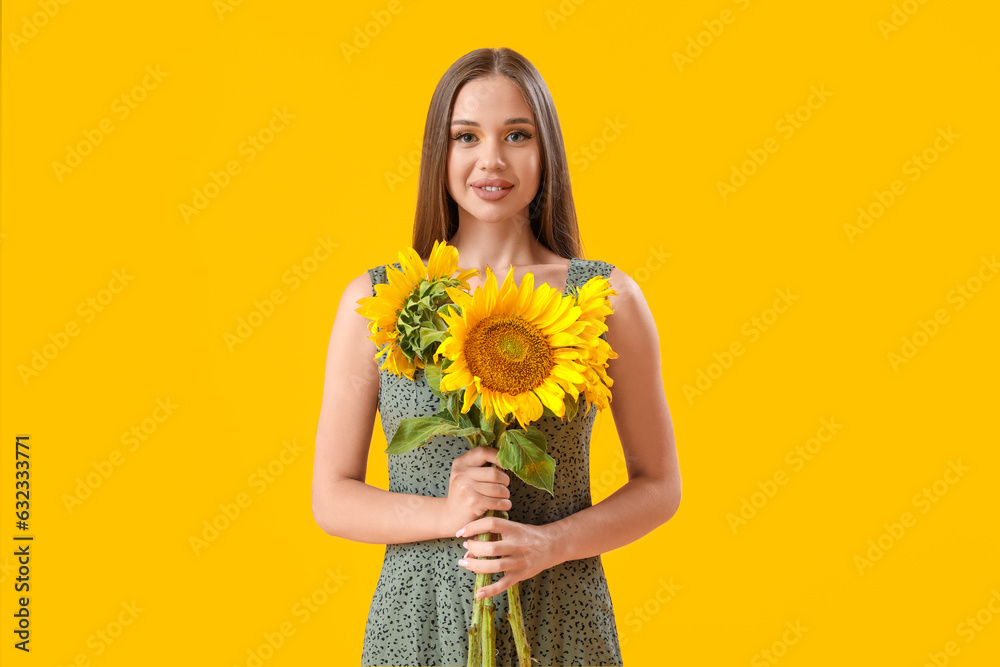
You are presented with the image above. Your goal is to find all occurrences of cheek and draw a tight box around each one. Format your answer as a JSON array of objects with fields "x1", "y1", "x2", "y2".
[
  {"x1": 445, "y1": 156, "x2": 462, "y2": 188},
  {"x1": 447, "y1": 152, "x2": 471, "y2": 181},
  {"x1": 524, "y1": 156, "x2": 541, "y2": 185},
  {"x1": 524, "y1": 150, "x2": 541, "y2": 177}
]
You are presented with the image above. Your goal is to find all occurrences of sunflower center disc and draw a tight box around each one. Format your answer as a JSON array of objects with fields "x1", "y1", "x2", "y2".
[{"x1": 465, "y1": 314, "x2": 553, "y2": 394}]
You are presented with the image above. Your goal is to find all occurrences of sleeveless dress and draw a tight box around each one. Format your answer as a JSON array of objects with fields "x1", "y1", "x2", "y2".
[{"x1": 361, "y1": 257, "x2": 624, "y2": 667}]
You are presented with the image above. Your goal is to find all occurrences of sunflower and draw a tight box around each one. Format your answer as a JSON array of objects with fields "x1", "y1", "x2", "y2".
[
  {"x1": 571, "y1": 276, "x2": 619, "y2": 415},
  {"x1": 435, "y1": 263, "x2": 609, "y2": 430},
  {"x1": 355, "y1": 239, "x2": 478, "y2": 380}
]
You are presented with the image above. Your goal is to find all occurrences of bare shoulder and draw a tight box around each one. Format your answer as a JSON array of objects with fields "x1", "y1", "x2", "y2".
[
  {"x1": 605, "y1": 265, "x2": 644, "y2": 316},
  {"x1": 317, "y1": 269, "x2": 382, "y2": 397},
  {"x1": 334, "y1": 270, "x2": 380, "y2": 352},
  {"x1": 342, "y1": 269, "x2": 377, "y2": 309},
  {"x1": 603, "y1": 265, "x2": 660, "y2": 360}
]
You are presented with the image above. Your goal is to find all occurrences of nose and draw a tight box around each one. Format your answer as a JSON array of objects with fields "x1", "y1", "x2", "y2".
[{"x1": 477, "y1": 136, "x2": 506, "y2": 171}]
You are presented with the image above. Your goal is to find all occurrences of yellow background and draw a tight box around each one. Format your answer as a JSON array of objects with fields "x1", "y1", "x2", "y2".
[{"x1": 2, "y1": 1, "x2": 998, "y2": 665}]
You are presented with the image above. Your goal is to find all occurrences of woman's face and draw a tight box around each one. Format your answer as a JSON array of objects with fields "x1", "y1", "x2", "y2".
[{"x1": 446, "y1": 75, "x2": 541, "y2": 225}]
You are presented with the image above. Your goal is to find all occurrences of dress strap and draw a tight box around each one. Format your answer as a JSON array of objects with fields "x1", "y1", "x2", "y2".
[
  {"x1": 366, "y1": 266, "x2": 384, "y2": 297},
  {"x1": 366, "y1": 262, "x2": 401, "y2": 297},
  {"x1": 568, "y1": 258, "x2": 615, "y2": 290},
  {"x1": 570, "y1": 259, "x2": 615, "y2": 344}
]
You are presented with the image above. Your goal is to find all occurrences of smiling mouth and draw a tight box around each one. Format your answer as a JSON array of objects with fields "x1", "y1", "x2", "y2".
[{"x1": 476, "y1": 186, "x2": 510, "y2": 191}]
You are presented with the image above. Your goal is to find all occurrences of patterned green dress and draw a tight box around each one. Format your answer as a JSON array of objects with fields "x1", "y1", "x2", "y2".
[{"x1": 361, "y1": 257, "x2": 624, "y2": 667}]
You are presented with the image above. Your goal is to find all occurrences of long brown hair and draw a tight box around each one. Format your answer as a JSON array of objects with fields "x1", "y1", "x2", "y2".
[{"x1": 411, "y1": 48, "x2": 585, "y2": 261}]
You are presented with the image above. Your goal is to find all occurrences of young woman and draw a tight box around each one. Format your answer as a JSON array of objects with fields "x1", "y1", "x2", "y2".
[{"x1": 312, "y1": 47, "x2": 681, "y2": 666}]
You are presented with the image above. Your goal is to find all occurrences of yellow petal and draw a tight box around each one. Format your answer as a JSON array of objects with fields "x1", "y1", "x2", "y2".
[
  {"x1": 496, "y1": 265, "x2": 519, "y2": 313},
  {"x1": 547, "y1": 331, "x2": 584, "y2": 347},
  {"x1": 514, "y1": 272, "x2": 536, "y2": 314},
  {"x1": 540, "y1": 303, "x2": 582, "y2": 336},
  {"x1": 551, "y1": 361, "x2": 586, "y2": 386},
  {"x1": 521, "y1": 284, "x2": 556, "y2": 321},
  {"x1": 533, "y1": 296, "x2": 572, "y2": 330},
  {"x1": 534, "y1": 383, "x2": 566, "y2": 418},
  {"x1": 461, "y1": 382, "x2": 479, "y2": 413}
]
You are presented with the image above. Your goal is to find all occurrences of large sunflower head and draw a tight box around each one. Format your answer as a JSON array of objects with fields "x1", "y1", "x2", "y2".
[
  {"x1": 355, "y1": 239, "x2": 478, "y2": 380},
  {"x1": 436, "y1": 263, "x2": 611, "y2": 430}
]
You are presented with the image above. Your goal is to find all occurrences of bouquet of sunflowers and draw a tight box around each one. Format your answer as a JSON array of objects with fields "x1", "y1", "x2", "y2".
[{"x1": 355, "y1": 239, "x2": 617, "y2": 667}]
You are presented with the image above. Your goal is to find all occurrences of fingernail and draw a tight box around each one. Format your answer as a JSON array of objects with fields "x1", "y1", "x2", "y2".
[
  {"x1": 456, "y1": 528, "x2": 465, "y2": 537},
  {"x1": 458, "y1": 559, "x2": 469, "y2": 567},
  {"x1": 463, "y1": 550, "x2": 471, "y2": 559},
  {"x1": 476, "y1": 590, "x2": 486, "y2": 599},
  {"x1": 462, "y1": 540, "x2": 469, "y2": 548}
]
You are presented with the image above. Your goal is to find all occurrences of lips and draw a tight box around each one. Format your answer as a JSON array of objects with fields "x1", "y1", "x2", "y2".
[
  {"x1": 471, "y1": 179, "x2": 513, "y2": 201},
  {"x1": 470, "y1": 178, "x2": 514, "y2": 189}
]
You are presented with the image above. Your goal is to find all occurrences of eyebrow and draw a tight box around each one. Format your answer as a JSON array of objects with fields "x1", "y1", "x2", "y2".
[{"x1": 450, "y1": 117, "x2": 535, "y2": 127}]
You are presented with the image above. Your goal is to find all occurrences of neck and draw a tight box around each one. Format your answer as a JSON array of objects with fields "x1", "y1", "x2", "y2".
[{"x1": 448, "y1": 211, "x2": 547, "y2": 271}]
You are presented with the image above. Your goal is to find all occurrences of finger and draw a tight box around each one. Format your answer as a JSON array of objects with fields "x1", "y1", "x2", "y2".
[
  {"x1": 461, "y1": 445, "x2": 499, "y2": 467},
  {"x1": 476, "y1": 574, "x2": 517, "y2": 600},
  {"x1": 459, "y1": 554, "x2": 507, "y2": 575},
  {"x1": 463, "y1": 539, "x2": 502, "y2": 558},
  {"x1": 463, "y1": 471, "x2": 512, "y2": 496},
  {"x1": 465, "y1": 466, "x2": 511, "y2": 487},
  {"x1": 472, "y1": 497, "x2": 511, "y2": 516},
  {"x1": 474, "y1": 486, "x2": 512, "y2": 507},
  {"x1": 456, "y1": 515, "x2": 507, "y2": 538},
  {"x1": 479, "y1": 445, "x2": 500, "y2": 463}
]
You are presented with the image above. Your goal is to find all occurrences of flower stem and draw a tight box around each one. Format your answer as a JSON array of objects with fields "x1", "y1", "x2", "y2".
[
  {"x1": 477, "y1": 510, "x2": 499, "y2": 666},
  {"x1": 506, "y1": 580, "x2": 531, "y2": 667},
  {"x1": 481, "y1": 576, "x2": 496, "y2": 667},
  {"x1": 468, "y1": 581, "x2": 483, "y2": 667},
  {"x1": 489, "y1": 507, "x2": 531, "y2": 666},
  {"x1": 466, "y1": 420, "x2": 532, "y2": 665},
  {"x1": 491, "y1": 418, "x2": 531, "y2": 665}
]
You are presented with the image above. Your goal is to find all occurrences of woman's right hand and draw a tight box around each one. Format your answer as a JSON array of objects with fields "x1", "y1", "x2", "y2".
[{"x1": 440, "y1": 446, "x2": 512, "y2": 538}]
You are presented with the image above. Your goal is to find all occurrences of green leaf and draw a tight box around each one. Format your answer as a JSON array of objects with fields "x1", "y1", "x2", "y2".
[
  {"x1": 477, "y1": 429, "x2": 494, "y2": 446},
  {"x1": 431, "y1": 315, "x2": 449, "y2": 332},
  {"x1": 496, "y1": 428, "x2": 556, "y2": 496},
  {"x1": 464, "y1": 402, "x2": 481, "y2": 429},
  {"x1": 420, "y1": 328, "x2": 449, "y2": 347},
  {"x1": 457, "y1": 410, "x2": 477, "y2": 432},
  {"x1": 519, "y1": 425, "x2": 549, "y2": 452},
  {"x1": 445, "y1": 392, "x2": 461, "y2": 424},
  {"x1": 463, "y1": 405, "x2": 494, "y2": 445},
  {"x1": 492, "y1": 412, "x2": 507, "y2": 443},
  {"x1": 424, "y1": 363, "x2": 444, "y2": 399},
  {"x1": 417, "y1": 294, "x2": 435, "y2": 312},
  {"x1": 385, "y1": 417, "x2": 481, "y2": 455},
  {"x1": 418, "y1": 331, "x2": 447, "y2": 363}
]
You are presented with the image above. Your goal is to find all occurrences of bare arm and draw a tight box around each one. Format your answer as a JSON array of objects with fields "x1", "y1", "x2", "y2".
[
  {"x1": 311, "y1": 271, "x2": 449, "y2": 543},
  {"x1": 547, "y1": 266, "x2": 682, "y2": 563}
]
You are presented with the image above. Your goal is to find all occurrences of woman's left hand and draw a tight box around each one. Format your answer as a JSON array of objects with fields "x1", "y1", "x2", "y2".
[{"x1": 456, "y1": 515, "x2": 564, "y2": 599}]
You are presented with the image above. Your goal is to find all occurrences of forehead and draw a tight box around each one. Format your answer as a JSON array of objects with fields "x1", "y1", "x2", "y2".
[{"x1": 451, "y1": 76, "x2": 533, "y2": 122}]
